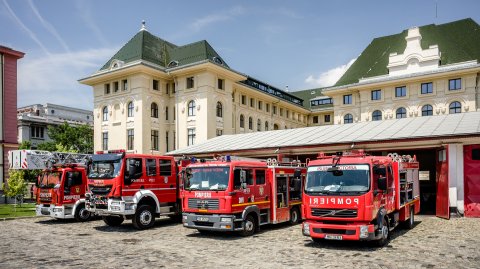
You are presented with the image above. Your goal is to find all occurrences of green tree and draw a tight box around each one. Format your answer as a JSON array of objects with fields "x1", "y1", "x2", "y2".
[
  {"x1": 37, "y1": 141, "x2": 57, "y2": 152},
  {"x1": 18, "y1": 141, "x2": 32, "y2": 150},
  {"x1": 45, "y1": 122, "x2": 93, "y2": 153},
  {"x1": 5, "y1": 170, "x2": 28, "y2": 204}
]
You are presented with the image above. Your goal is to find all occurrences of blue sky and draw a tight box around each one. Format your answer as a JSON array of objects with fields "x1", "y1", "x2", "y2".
[{"x1": 1, "y1": 0, "x2": 479, "y2": 110}]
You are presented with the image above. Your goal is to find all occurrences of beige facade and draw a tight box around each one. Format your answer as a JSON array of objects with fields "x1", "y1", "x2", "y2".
[{"x1": 82, "y1": 62, "x2": 309, "y2": 154}]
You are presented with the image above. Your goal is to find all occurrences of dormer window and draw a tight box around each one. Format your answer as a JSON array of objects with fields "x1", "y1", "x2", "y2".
[
  {"x1": 213, "y1": 57, "x2": 223, "y2": 65},
  {"x1": 168, "y1": 61, "x2": 179, "y2": 68}
]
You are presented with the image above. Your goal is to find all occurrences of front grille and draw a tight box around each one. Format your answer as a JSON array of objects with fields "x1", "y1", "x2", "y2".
[
  {"x1": 313, "y1": 228, "x2": 356, "y2": 235},
  {"x1": 188, "y1": 198, "x2": 220, "y2": 210},
  {"x1": 89, "y1": 185, "x2": 112, "y2": 195},
  {"x1": 193, "y1": 221, "x2": 214, "y2": 227},
  {"x1": 311, "y1": 208, "x2": 358, "y2": 218}
]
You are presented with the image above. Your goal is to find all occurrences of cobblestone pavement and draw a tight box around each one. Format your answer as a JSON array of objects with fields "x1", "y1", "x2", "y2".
[{"x1": 0, "y1": 215, "x2": 479, "y2": 268}]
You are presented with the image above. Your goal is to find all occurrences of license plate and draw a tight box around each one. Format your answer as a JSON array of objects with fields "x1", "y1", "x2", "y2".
[
  {"x1": 197, "y1": 217, "x2": 209, "y2": 222},
  {"x1": 325, "y1": 234, "x2": 343, "y2": 240}
]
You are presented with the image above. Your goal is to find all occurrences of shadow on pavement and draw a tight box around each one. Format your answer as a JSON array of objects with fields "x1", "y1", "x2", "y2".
[
  {"x1": 303, "y1": 220, "x2": 422, "y2": 251},
  {"x1": 93, "y1": 217, "x2": 180, "y2": 233}
]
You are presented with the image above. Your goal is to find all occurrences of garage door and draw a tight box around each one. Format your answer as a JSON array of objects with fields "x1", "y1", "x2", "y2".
[{"x1": 464, "y1": 145, "x2": 480, "y2": 217}]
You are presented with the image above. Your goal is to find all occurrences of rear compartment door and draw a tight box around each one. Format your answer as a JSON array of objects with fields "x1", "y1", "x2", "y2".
[
  {"x1": 464, "y1": 145, "x2": 480, "y2": 217},
  {"x1": 436, "y1": 148, "x2": 449, "y2": 219}
]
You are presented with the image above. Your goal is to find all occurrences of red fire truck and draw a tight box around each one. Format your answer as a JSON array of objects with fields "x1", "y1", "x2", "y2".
[
  {"x1": 181, "y1": 156, "x2": 306, "y2": 236},
  {"x1": 8, "y1": 150, "x2": 92, "y2": 221},
  {"x1": 85, "y1": 150, "x2": 186, "y2": 229},
  {"x1": 302, "y1": 151, "x2": 420, "y2": 246}
]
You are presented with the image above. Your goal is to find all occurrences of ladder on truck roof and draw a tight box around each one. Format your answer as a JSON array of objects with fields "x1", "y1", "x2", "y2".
[{"x1": 8, "y1": 150, "x2": 91, "y2": 170}]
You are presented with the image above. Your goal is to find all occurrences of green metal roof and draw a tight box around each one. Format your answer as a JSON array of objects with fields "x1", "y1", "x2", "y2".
[
  {"x1": 290, "y1": 88, "x2": 329, "y2": 109},
  {"x1": 335, "y1": 18, "x2": 480, "y2": 87},
  {"x1": 100, "y1": 30, "x2": 228, "y2": 71}
]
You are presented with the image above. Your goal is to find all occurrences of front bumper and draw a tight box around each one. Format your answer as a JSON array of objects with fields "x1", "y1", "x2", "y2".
[
  {"x1": 86, "y1": 198, "x2": 136, "y2": 216},
  {"x1": 303, "y1": 220, "x2": 378, "y2": 241},
  {"x1": 36, "y1": 204, "x2": 74, "y2": 219},
  {"x1": 182, "y1": 212, "x2": 243, "y2": 231}
]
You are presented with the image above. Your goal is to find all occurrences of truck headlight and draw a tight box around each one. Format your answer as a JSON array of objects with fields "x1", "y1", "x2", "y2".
[
  {"x1": 359, "y1": 225, "x2": 369, "y2": 238},
  {"x1": 303, "y1": 222, "x2": 310, "y2": 236},
  {"x1": 220, "y1": 217, "x2": 231, "y2": 223}
]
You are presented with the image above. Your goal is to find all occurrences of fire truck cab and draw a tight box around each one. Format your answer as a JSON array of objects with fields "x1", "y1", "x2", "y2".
[
  {"x1": 85, "y1": 150, "x2": 181, "y2": 229},
  {"x1": 302, "y1": 151, "x2": 420, "y2": 246},
  {"x1": 8, "y1": 150, "x2": 92, "y2": 221},
  {"x1": 181, "y1": 157, "x2": 306, "y2": 236}
]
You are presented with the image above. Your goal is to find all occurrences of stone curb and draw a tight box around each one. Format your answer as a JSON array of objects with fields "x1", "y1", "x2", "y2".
[{"x1": 0, "y1": 215, "x2": 47, "y2": 221}]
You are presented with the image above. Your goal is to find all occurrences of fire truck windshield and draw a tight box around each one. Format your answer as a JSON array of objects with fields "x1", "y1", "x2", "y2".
[
  {"x1": 184, "y1": 167, "x2": 230, "y2": 191},
  {"x1": 39, "y1": 172, "x2": 61, "y2": 188},
  {"x1": 305, "y1": 164, "x2": 370, "y2": 195},
  {"x1": 88, "y1": 160, "x2": 121, "y2": 179}
]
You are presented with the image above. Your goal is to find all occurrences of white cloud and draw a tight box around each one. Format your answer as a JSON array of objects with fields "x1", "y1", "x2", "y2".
[
  {"x1": 2, "y1": 0, "x2": 50, "y2": 55},
  {"x1": 18, "y1": 47, "x2": 118, "y2": 110},
  {"x1": 28, "y1": 0, "x2": 70, "y2": 53},
  {"x1": 190, "y1": 6, "x2": 245, "y2": 31},
  {"x1": 305, "y1": 58, "x2": 357, "y2": 87}
]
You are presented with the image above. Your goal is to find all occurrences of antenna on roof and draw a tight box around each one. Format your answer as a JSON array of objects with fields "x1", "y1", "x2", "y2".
[
  {"x1": 140, "y1": 20, "x2": 147, "y2": 31},
  {"x1": 285, "y1": 85, "x2": 289, "y2": 92}
]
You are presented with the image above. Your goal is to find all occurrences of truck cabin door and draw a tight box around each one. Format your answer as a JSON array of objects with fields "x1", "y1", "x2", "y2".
[
  {"x1": 233, "y1": 168, "x2": 254, "y2": 205},
  {"x1": 124, "y1": 158, "x2": 143, "y2": 196},
  {"x1": 64, "y1": 170, "x2": 83, "y2": 202}
]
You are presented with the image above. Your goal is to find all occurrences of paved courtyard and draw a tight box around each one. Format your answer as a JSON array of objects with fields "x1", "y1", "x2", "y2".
[{"x1": 0, "y1": 215, "x2": 479, "y2": 268}]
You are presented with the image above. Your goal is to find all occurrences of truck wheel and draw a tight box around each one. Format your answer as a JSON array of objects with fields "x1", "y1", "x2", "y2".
[
  {"x1": 102, "y1": 216, "x2": 124, "y2": 226},
  {"x1": 132, "y1": 205, "x2": 156, "y2": 230},
  {"x1": 403, "y1": 206, "x2": 415, "y2": 229},
  {"x1": 289, "y1": 207, "x2": 301, "y2": 224},
  {"x1": 240, "y1": 214, "x2": 256, "y2": 237},
  {"x1": 74, "y1": 204, "x2": 92, "y2": 222},
  {"x1": 375, "y1": 217, "x2": 390, "y2": 247}
]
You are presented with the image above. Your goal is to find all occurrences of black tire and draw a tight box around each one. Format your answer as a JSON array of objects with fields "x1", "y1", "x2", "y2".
[
  {"x1": 375, "y1": 217, "x2": 390, "y2": 247},
  {"x1": 102, "y1": 215, "x2": 124, "y2": 226},
  {"x1": 132, "y1": 205, "x2": 156, "y2": 230},
  {"x1": 289, "y1": 207, "x2": 301, "y2": 224},
  {"x1": 74, "y1": 203, "x2": 92, "y2": 222},
  {"x1": 240, "y1": 214, "x2": 256, "y2": 237},
  {"x1": 403, "y1": 206, "x2": 415, "y2": 229}
]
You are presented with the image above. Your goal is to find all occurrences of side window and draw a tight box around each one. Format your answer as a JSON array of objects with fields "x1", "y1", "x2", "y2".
[
  {"x1": 126, "y1": 158, "x2": 143, "y2": 179},
  {"x1": 234, "y1": 169, "x2": 241, "y2": 189},
  {"x1": 255, "y1": 170, "x2": 266, "y2": 185},
  {"x1": 146, "y1": 159, "x2": 157, "y2": 176},
  {"x1": 159, "y1": 159, "x2": 172, "y2": 176},
  {"x1": 66, "y1": 171, "x2": 82, "y2": 186},
  {"x1": 246, "y1": 169, "x2": 254, "y2": 186}
]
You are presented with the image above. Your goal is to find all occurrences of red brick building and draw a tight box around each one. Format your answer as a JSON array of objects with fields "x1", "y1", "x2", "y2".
[{"x1": 1, "y1": 46, "x2": 24, "y2": 197}]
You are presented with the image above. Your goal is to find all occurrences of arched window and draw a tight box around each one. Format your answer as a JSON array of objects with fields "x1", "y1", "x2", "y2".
[
  {"x1": 216, "y1": 102, "x2": 223, "y2": 118},
  {"x1": 188, "y1": 100, "x2": 196, "y2": 116},
  {"x1": 449, "y1": 101, "x2": 461, "y2": 114},
  {"x1": 102, "y1": 106, "x2": 108, "y2": 121},
  {"x1": 265, "y1": 121, "x2": 269, "y2": 131},
  {"x1": 273, "y1": 124, "x2": 279, "y2": 130},
  {"x1": 248, "y1": 117, "x2": 253, "y2": 130},
  {"x1": 344, "y1": 114, "x2": 353, "y2": 124},
  {"x1": 422, "y1": 105, "x2": 433, "y2": 116},
  {"x1": 372, "y1": 110, "x2": 382, "y2": 121},
  {"x1": 257, "y1": 119, "x2": 261, "y2": 131},
  {"x1": 127, "y1": 101, "x2": 134, "y2": 117},
  {"x1": 240, "y1": 114, "x2": 245, "y2": 128},
  {"x1": 396, "y1": 107, "x2": 406, "y2": 119},
  {"x1": 151, "y1": 103, "x2": 158, "y2": 118}
]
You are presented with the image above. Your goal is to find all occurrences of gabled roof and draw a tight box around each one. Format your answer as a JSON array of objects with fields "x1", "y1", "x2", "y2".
[
  {"x1": 335, "y1": 18, "x2": 480, "y2": 87},
  {"x1": 167, "y1": 111, "x2": 480, "y2": 156},
  {"x1": 100, "y1": 30, "x2": 228, "y2": 71}
]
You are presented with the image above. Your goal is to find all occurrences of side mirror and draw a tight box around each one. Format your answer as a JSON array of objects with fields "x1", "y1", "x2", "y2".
[
  {"x1": 240, "y1": 170, "x2": 246, "y2": 183},
  {"x1": 378, "y1": 176, "x2": 387, "y2": 191},
  {"x1": 293, "y1": 169, "x2": 302, "y2": 179}
]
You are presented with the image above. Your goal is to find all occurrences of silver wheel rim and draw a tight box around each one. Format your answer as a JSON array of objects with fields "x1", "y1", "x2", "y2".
[
  {"x1": 245, "y1": 220, "x2": 254, "y2": 232},
  {"x1": 140, "y1": 210, "x2": 152, "y2": 226},
  {"x1": 381, "y1": 225, "x2": 388, "y2": 239},
  {"x1": 79, "y1": 208, "x2": 90, "y2": 219}
]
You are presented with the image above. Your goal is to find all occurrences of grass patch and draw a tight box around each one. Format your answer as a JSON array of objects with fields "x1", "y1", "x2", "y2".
[{"x1": 0, "y1": 203, "x2": 36, "y2": 218}]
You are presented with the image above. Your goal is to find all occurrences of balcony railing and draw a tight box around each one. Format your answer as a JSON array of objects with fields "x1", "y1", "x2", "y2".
[{"x1": 239, "y1": 77, "x2": 304, "y2": 106}]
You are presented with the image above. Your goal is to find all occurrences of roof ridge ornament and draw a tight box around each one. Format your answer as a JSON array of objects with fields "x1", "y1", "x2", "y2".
[{"x1": 140, "y1": 20, "x2": 147, "y2": 31}]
